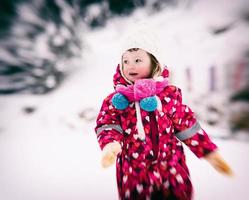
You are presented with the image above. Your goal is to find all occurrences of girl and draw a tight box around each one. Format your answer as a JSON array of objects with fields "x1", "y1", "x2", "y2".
[{"x1": 95, "y1": 30, "x2": 233, "y2": 200}]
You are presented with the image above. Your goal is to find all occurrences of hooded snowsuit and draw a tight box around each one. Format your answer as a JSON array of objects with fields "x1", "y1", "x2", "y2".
[{"x1": 95, "y1": 64, "x2": 218, "y2": 200}]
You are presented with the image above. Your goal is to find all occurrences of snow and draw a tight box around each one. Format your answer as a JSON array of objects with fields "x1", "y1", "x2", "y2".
[{"x1": 1, "y1": 0, "x2": 249, "y2": 199}]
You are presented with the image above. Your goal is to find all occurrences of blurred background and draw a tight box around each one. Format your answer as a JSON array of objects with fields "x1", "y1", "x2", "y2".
[{"x1": 0, "y1": 0, "x2": 249, "y2": 199}]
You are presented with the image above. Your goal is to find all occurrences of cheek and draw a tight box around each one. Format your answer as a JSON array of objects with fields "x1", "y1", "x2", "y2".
[
  {"x1": 145, "y1": 67, "x2": 152, "y2": 76},
  {"x1": 141, "y1": 63, "x2": 152, "y2": 75},
  {"x1": 136, "y1": 66, "x2": 151, "y2": 78}
]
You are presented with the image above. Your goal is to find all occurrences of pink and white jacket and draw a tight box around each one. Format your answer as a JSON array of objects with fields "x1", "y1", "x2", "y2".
[{"x1": 95, "y1": 65, "x2": 218, "y2": 200}]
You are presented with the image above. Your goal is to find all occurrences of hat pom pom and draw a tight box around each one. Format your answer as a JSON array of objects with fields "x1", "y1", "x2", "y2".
[
  {"x1": 140, "y1": 96, "x2": 157, "y2": 111},
  {"x1": 112, "y1": 93, "x2": 129, "y2": 110}
]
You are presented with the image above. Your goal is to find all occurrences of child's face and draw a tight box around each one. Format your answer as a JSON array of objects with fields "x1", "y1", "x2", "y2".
[{"x1": 122, "y1": 49, "x2": 152, "y2": 83}]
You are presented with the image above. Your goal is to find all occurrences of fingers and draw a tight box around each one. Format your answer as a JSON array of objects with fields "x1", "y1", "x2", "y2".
[
  {"x1": 213, "y1": 158, "x2": 234, "y2": 177},
  {"x1": 208, "y1": 156, "x2": 234, "y2": 176},
  {"x1": 101, "y1": 142, "x2": 122, "y2": 168},
  {"x1": 204, "y1": 152, "x2": 234, "y2": 177},
  {"x1": 101, "y1": 152, "x2": 116, "y2": 168}
]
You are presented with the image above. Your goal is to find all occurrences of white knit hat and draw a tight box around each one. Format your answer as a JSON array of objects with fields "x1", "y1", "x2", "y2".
[{"x1": 119, "y1": 23, "x2": 165, "y2": 69}]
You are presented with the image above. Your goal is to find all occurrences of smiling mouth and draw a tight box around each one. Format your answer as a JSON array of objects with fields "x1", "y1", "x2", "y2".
[{"x1": 129, "y1": 72, "x2": 138, "y2": 76}]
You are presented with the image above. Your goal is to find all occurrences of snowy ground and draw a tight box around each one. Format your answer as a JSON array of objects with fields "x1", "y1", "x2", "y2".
[
  {"x1": 0, "y1": 108, "x2": 248, "y2": 200},
  {"x1": 1, "y1": 1, "x2": 249, "y2": 199}
]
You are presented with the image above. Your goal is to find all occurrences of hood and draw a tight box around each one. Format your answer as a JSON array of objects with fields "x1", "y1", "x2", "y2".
[{"x1": 111, "y1": 64, "x2": 170, "y2": 141}]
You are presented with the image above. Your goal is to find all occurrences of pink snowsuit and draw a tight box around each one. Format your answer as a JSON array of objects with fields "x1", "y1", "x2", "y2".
[{"x1": 95, "y1": 65, "x2": 218, "y2": 200}]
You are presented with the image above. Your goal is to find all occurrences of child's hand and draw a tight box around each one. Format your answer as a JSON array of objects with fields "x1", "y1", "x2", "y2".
[
  {"x1": 101, "y1": 141, "x2": 122, "y2": 168},
  {"x1": 204, "y1": 151, "x2": 234, "y2": 177}
]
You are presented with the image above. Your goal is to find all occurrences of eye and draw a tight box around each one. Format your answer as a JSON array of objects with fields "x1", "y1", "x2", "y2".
[
  {"x1": 123, "y1": 60, "x2": 128, "y2": 64},
  {"x1": 135, "y1": 59, "x2": 142, "y2": 63}
]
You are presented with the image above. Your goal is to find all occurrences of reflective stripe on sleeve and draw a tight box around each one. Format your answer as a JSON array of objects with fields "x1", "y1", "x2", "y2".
[
  {"x1": 96, "y1": 124, "x2": 123, "y2": 136},
  {"x1": 175, "y1": 121, "x2": 201, "y2": 141}
]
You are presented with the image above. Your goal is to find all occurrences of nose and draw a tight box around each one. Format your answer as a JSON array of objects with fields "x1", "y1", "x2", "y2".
[{"x1": 127, "y1": 62, "x2": 136, "y2": 70}]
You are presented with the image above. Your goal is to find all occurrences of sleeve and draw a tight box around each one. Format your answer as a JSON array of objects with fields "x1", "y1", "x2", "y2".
[
  {"x1": 169, "y1": 86, "x2": 218, "y2": 158},
  {"x1": 94, "y1": 93, "x2": 124, "y2": 150}
]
